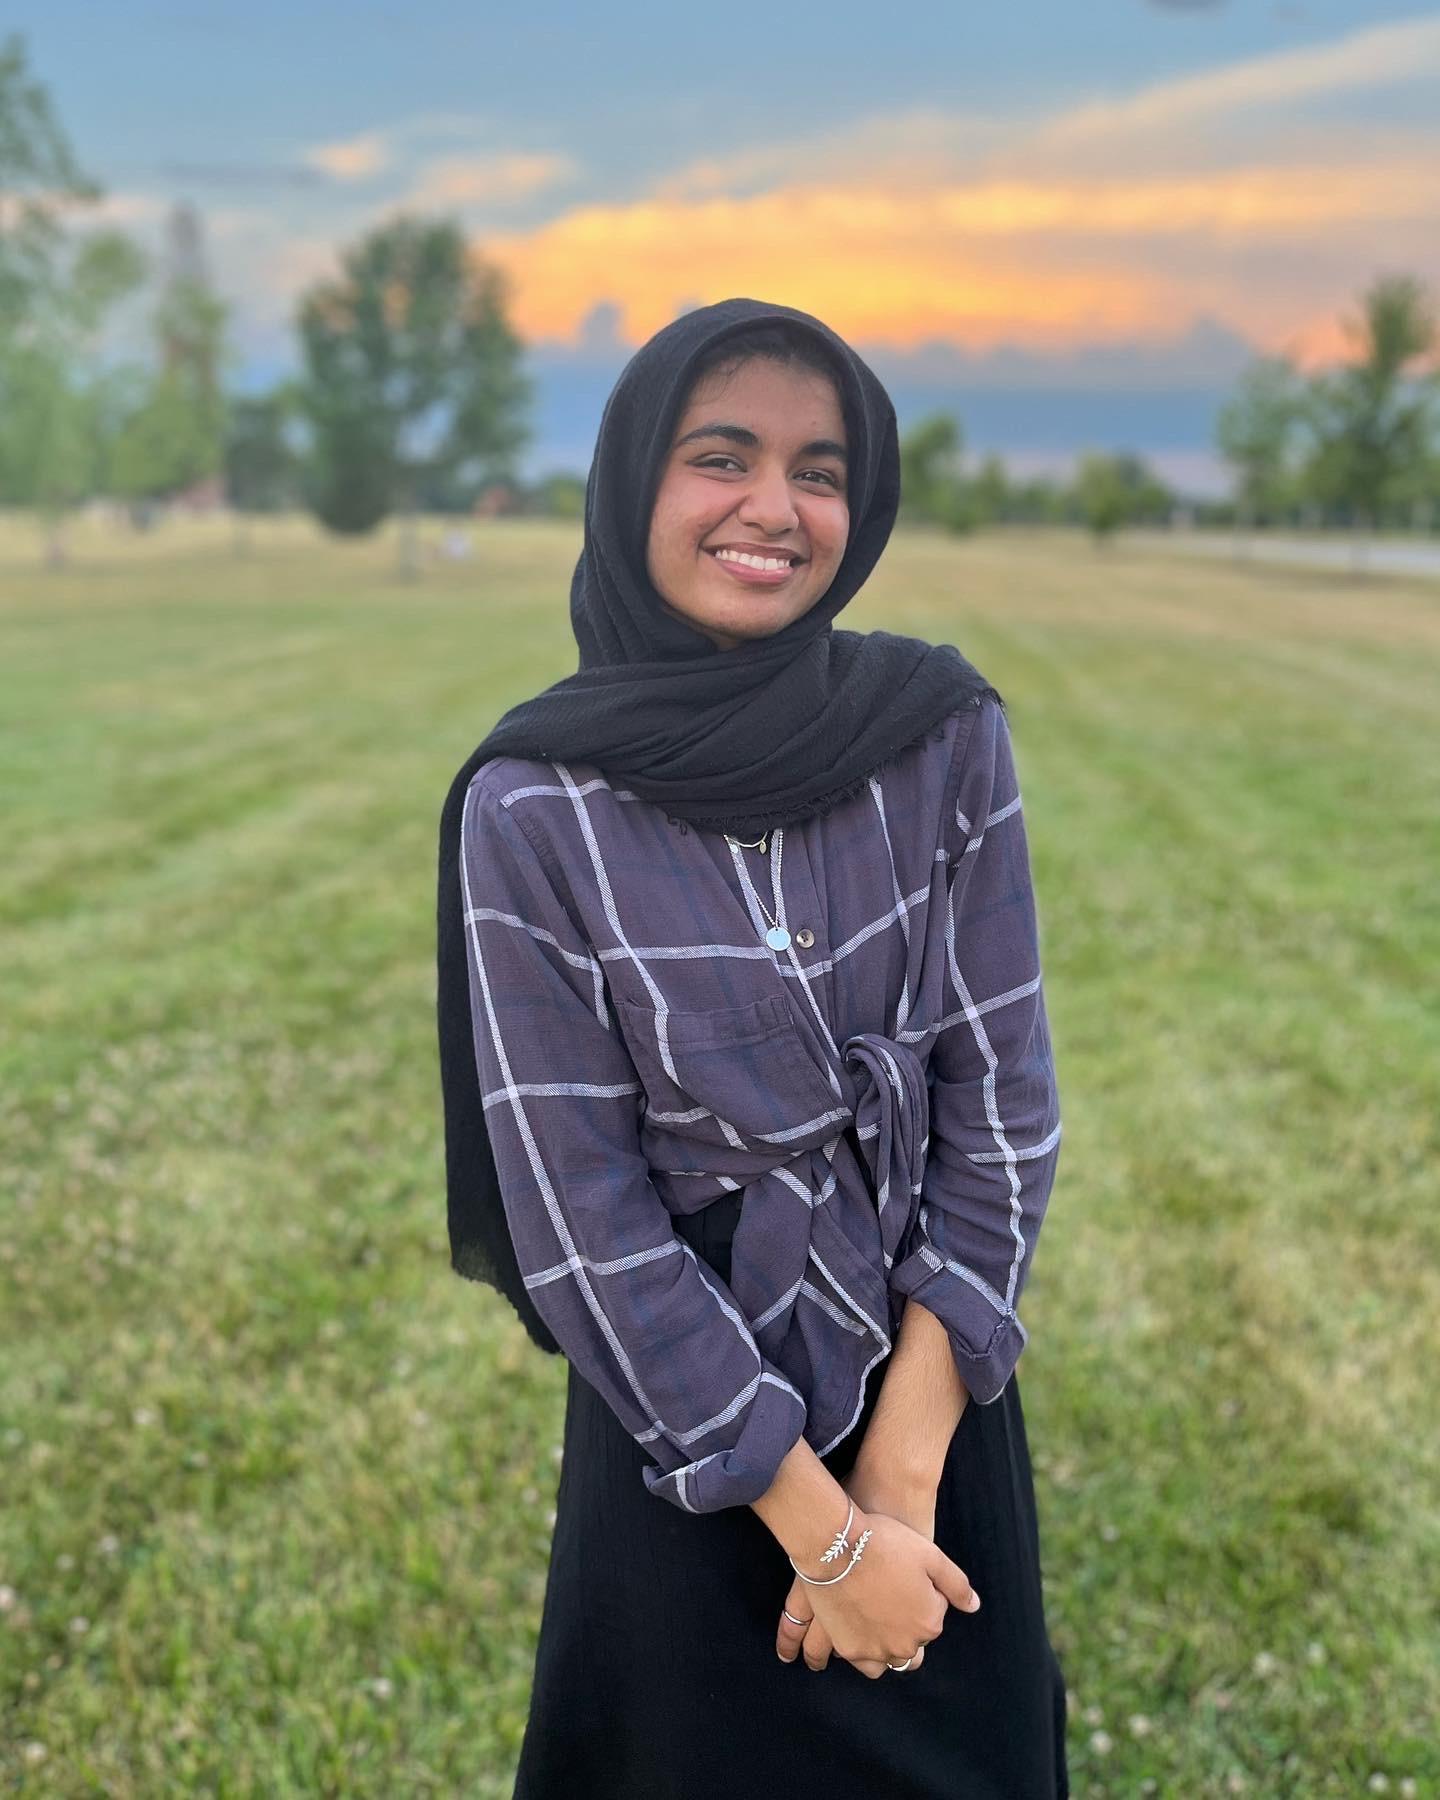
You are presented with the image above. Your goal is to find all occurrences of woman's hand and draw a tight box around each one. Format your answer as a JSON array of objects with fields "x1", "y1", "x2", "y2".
[{"x1": 774, "y1": 1480, "x2": 978, "y2": 1679}]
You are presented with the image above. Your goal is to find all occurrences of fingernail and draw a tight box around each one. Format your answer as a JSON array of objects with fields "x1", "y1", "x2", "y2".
[
  {"x1": 966, "y1": 1594, "x2": 982, "y2": 1612},
  {"x1": 778, "y1": 1652, "x2": 795, "y2": 1663}
]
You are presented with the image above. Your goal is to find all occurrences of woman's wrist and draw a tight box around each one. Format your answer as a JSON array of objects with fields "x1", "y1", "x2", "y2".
[
  {"x1": 751, "y1": 1434, "x2": 870, "y2": 1572},
  {"x1": 849, "y1": 1443, "x2": 945, "y2": 1504},
  {"x1": 847, "y1": 1297, "x2": 969, "y2": 1496}
]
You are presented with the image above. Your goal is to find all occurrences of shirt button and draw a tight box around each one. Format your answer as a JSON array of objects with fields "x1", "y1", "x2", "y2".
[{"x1": 795, "y1": 927, "x2": 815, "y2": 949}]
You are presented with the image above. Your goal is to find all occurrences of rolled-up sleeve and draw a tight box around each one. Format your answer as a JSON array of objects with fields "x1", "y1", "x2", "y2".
[
  {"x1": 889, "y1": 699, "x2": 1062, "y2": 1403},
  {"x1": 459, "y1": 773, "x2": 808, "y2": 1512}
]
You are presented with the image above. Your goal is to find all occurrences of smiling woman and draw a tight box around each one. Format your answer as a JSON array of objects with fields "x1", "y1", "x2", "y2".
[{"x1": 435, "y1": 298, "x2": 1069, "y2": 1798}]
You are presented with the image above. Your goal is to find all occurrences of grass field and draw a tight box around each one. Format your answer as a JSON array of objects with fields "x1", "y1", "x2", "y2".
[{"x1": 2, "y1": 511, "x2": 1437, "y2": 1797}]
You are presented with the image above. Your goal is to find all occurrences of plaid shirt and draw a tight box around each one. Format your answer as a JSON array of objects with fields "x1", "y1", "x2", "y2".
[{"x1": 459, "y1": 696, "x2": 1061, "y2": 1514}]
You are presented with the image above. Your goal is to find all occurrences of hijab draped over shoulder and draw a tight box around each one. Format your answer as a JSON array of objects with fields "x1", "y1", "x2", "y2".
[{"x1": 436, "y1": 296, "x2": 1000, "y2": 1352}]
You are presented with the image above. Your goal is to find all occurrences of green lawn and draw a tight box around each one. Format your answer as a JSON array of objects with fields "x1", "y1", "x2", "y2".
[{"x1": 2, "y1": 512, "x2": 1436, "y2": 1797}]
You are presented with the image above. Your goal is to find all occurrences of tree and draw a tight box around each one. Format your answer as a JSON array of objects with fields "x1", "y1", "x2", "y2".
[
  {"x1": 304, "y1": 412, "x2": 394, "y2": 535},
  {"x1": 1299, "y1": 274, "x2": 1440, "y2": 568},
  {"x1": 898, "y1": 413, "x2": 972, "y2": 532},
  {"x1": 0, "y1": 38, "x2": 146, "y2": 561},
  {"x1": 109, "y1": 203, "x2": 230, "y2": 508},
  {"x1": 970, "y1": 453, "x2": 1011, "y2": 527},
  {"x1": 294, "y1": 215, "x2": 531, "y2": 572},
  {"x1": 0, "y1": 235, "x2": 146, "y2": 554},
  {"x1": 224, "y1": 388, "x2": 302, "y2": 513},
  {"x1": 1074, "y1": 452, "x2": 1128, "y2": 544},
  {"x1": 534, "y1": 471, "x2": 586, "y2": 519},
  {"x1": 1073, "y1": 451, "x2": 1173, "y2": 545},
  {"x1": 1007, "y1": 474, "x2": 1067, "y2": 526},
  {"x1": 222, "y1": 386, "x2": 303, "y2": 552},
  {"x1": 0, "y1": 32, "x2": 99, "y2": 332},
  {"x1": 1216, "y1": 355, "x2": 1304, "y2": 535}
]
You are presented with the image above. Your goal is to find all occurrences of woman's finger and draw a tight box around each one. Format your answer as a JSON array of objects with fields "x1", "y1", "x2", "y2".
[
  {"x1": 802, "y1": 1615, "x2": 834, "y2": 1672},
  {"x1": 852, "y1": 1640, "x2": 929, "y2": 1680},
  {"x1": 851, "y1": 1657, "x2": 890, "y2": 1680},
  {"x1": 776, "y1": 1582, "x2": 813, "y2": 1664}
]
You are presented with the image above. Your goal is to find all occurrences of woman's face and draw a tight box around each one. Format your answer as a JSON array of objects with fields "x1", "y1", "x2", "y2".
[{"x1": 646, "y1": 356, "x2": 850, "y2": 652}]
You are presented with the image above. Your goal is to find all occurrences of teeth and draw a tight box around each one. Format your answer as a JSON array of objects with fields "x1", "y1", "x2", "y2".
[{"x1": 713, "y1": 549, "x2": 793, "y2": 571}]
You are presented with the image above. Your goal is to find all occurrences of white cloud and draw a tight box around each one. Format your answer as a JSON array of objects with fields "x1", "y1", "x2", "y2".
[
  {"x1": 650, "y1": 107, "x2": 1017, "y2": 201},
  {"x1": 300, "y1": 112, "x2": 513, "y2": 188},
  {"x1": 644, "y1": 14, "x2": 1440, "y2": 202},
  {"x1": 401, "y1": 151, "x2": 577, "y2": 211},
  {"x1": 1029, "y1": 13, "x2": 1440, "y2": 152},
  {"x1": 305, "y1": 132, "x2": 390, "y2": 181}
]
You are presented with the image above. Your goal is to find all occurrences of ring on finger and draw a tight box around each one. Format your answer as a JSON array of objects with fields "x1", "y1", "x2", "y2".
[
  {"x1": 886, "y1": 1652, "x2": 917, "y2": 1672},
  {"x1": 782, "y1": 1609, "x2": 810, "y2": 1627}
]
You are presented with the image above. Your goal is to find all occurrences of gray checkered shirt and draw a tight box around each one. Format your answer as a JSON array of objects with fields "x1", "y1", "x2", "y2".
[{"x1": 459, "y1": 696, "x2": 1061, "y2": 1513}]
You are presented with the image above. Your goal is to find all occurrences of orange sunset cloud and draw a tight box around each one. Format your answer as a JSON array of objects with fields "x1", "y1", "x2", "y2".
[{"x1": 478, "y1": 157, "x2": 1437, "y2": 355}]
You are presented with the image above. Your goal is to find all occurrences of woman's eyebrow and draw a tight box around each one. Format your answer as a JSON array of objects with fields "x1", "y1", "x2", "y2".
[{"x1": 673, "y1": 421, "x2": 848, "y2": 464}]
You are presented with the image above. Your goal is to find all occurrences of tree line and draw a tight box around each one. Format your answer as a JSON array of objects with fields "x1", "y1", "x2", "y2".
[
  {"x1": 896, "y1": 275, "x2": 1440, "y2": 546},
  {"x1": 897, "y1": 413, "x2": 1176, "y2": 543}
]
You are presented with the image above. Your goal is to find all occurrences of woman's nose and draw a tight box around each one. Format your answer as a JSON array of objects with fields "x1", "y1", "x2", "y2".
[{"x1": 737, "y1": 465, "x2": 798, "y2": 532}]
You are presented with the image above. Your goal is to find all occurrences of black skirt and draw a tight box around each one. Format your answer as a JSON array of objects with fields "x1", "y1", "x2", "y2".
[{"x1": 512, "y1": 1194, "x2": 1070, "y2": 1799}]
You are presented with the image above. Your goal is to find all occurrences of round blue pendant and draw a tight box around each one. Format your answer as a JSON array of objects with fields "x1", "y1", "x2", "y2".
[{"x1": 765, "y1": 925, "x2": 792, "y2": 952}]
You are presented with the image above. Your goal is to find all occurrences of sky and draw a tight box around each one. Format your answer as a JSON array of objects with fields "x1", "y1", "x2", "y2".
[{"x1": 16, "y1": 1, "x2": 1440, "y2": 495}]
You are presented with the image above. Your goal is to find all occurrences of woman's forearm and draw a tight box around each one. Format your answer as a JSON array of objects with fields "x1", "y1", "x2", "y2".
[
  {"x1": 855, "y1": 1296, "x2": 970, "y2": 1490},
  {"x1": 754, "y1": 1296, "x2": 969, "y2": 1560},
  {"x1": 751, "y1": 1434, "x2": 862, "y2": 1572}
]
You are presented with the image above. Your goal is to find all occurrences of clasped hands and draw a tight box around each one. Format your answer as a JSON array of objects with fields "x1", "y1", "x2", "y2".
[{"x1": 774, "y1": 1463, "x2": 980, "y2": 1679}]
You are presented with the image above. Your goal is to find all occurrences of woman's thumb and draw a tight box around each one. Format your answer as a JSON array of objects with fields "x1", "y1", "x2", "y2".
[{"x1": 928, "y1": 1549, "x2": 981, "y2": 1614}]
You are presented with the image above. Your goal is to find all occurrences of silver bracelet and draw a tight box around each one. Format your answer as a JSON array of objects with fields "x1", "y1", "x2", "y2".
[
  {"x1": 788, "y1": 1529, "x2": 874, "y2": 1586},
  {"x1": 787, "y1": 1499, "x2": 874, "y2": 1586}
]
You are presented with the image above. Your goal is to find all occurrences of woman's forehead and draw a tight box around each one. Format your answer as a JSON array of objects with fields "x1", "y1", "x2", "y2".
[{"x1": 673, "y1": 363, "x2": 847, "y2": 445}]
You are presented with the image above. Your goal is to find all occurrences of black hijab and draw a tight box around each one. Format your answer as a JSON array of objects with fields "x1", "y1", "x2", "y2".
[{"x1": 436, "y1": 296, "x2": 1001, "y2": 1353}]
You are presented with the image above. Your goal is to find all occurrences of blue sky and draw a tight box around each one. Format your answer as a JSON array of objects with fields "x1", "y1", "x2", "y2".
[{"x1": 15, "y1": 1, "x2": 1440, "y2": 494}]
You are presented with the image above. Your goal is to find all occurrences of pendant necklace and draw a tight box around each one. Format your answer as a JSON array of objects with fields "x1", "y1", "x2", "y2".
[{"x1": 725, "y1": 827, "x2": 791, "y2": 953}]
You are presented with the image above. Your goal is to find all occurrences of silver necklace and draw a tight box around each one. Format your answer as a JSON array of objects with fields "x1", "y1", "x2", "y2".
[{"x1": 724, "y1": 828, "x2": 791, "y2": 953}]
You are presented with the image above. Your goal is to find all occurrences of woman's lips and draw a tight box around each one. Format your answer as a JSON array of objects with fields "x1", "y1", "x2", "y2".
[{"x1": 704, "y1": 549, "x2": 799, "y2": 587}]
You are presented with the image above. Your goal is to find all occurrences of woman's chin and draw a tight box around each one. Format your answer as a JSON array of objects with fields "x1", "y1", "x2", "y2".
[{"x1": 658, "y1": 587, "x2": 822, "y2": 648}]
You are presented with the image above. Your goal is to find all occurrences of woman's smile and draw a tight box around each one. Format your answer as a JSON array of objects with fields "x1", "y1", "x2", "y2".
[{"x1": 704, "y1": 545, "x2": 805, "y2": 588}]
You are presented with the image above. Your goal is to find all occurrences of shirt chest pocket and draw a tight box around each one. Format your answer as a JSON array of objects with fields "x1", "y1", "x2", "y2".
[{"x1": 613, "y1": 990, "x2": 847, "y2": 1156}]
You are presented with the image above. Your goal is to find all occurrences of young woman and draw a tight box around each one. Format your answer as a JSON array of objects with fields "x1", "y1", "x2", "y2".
[{"x1": 436, "y1": 297, "x2": 1069, "y2": 1797}]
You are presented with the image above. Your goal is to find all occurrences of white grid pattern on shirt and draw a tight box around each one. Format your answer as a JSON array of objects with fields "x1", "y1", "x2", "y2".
[{"x1": 458, "y1": 703, "x2": 1060, "y2": 1503}]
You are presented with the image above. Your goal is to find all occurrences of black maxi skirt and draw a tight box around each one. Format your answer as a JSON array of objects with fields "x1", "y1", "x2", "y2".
[{"x1": 512, "y1": 1193, "x2": 1070, "y2": 1799}]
